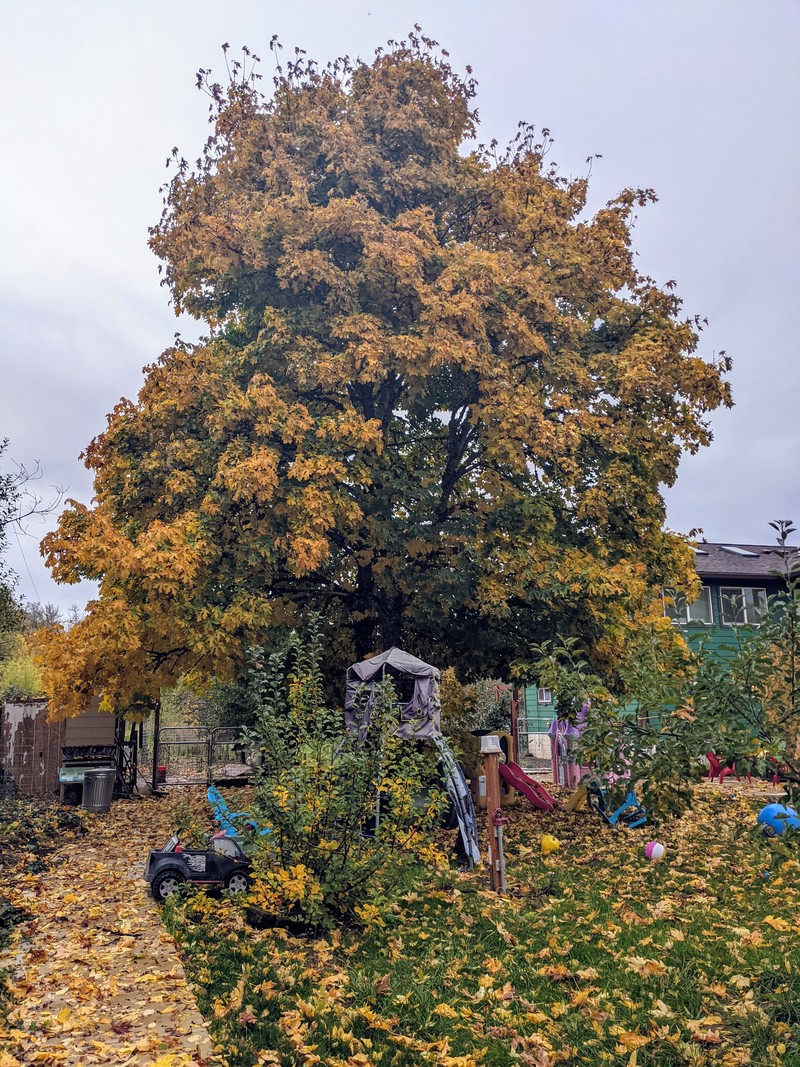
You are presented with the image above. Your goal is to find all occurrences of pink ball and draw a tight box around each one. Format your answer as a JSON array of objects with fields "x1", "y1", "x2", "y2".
[{"x1": 645, "y1": 841, "x2": 666, "y2": 862}]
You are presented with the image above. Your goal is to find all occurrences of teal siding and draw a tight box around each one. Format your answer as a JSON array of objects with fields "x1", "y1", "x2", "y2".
[
  {"x1": 679, "y1": 580, "x2": 782, "y2": 657},
  {"x1": 522, "y1": 579, "x2": 783, "y2": 726},
  {"x1": 522, "y1": 686, "x2": 557, "y2": 734}
]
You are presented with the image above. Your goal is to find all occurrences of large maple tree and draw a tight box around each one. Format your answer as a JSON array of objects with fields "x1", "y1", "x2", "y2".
[{"x1": 40, "y1": 34, "x2": 731, "y2": 715}]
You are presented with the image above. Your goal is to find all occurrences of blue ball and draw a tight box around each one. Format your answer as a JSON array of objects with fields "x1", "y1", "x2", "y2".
[{"x1": 757, "y1": 803, "x2": 800, "y2": 838}]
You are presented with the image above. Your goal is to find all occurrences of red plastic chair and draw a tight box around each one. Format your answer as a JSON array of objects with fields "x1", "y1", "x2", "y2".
[{"x1": 705, "y1": 751, "x2": 750, "y2": 785}]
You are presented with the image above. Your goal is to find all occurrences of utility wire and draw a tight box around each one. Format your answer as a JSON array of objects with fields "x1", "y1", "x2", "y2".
[{"x1": 12, "y1": 525, "x2": 42, "y2": 604}]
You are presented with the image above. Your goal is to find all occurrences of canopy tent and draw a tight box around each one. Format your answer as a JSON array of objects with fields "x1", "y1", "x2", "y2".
[
  {"x1": 345, "y1": 646, "x2": 441, "y2": 741},
  {"x1": 345, "y1": 647, "x2": 480, "y2": 867}
]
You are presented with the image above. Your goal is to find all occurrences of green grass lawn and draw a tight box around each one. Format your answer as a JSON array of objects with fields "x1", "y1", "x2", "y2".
[{"x1": 164, "y1": 789, "x2": 799, "y2": 1066}]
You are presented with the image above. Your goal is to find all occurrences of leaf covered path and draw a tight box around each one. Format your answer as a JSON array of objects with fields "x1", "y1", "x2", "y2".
[{"x1": 0, "y1": 792, "x2": 216, "y2": 1066}]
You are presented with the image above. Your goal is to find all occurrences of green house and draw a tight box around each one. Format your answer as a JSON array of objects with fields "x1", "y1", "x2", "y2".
[
  {"x1": 664, "y1": 541, "x2": 792, "y2": 652},
  {"x1": 519, "y1": 541, "x2": 797, "y2": 760}
]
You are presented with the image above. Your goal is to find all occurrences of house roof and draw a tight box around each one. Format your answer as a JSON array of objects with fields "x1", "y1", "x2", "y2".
[{"x1": 692, "y1": 542, "x2": 799, "y2": 581}]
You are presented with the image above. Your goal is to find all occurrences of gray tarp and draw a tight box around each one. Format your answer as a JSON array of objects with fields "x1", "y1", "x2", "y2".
[{"x1": 345, "y1": 647, "x2": 441, "y2": 740}]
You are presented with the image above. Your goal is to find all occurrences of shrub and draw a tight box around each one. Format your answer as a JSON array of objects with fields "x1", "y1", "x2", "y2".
[
  {"x1": 524, "y1": 522, "x2": 800, "y2": 830},
  {"x1": 0, "y1": 643, "x2": 43, "y2": 701},
  {"x1": 241, "y1": 624, "x2": 447, "y2": 927}
]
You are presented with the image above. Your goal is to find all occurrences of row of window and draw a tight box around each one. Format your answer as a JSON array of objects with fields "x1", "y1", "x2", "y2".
[
  {"x1": 663, "y1": 585, "x2": 768, "y2": 627},
  {"x1": 531, "y1": 587, "x2": 768, "y2": 708}
]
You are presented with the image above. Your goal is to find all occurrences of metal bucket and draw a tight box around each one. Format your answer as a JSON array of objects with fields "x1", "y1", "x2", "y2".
[{"x1": 82, "y1": 768, "x2": 116, "y2": 814}]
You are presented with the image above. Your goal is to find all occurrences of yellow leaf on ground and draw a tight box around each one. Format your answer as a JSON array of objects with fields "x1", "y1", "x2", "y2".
[
  {"x1": 764, "y1": 915, "x2": 792, "y2": 932},
  {"x1": 624, "y1": 956, "x2": 668, "y2": 978},
  {"x1": 433, "y1": 1003, "x2": 460, "y2": 1019},
  {"x1": 612, "y1": 1029, "x2": 651, "y2": 1051}
]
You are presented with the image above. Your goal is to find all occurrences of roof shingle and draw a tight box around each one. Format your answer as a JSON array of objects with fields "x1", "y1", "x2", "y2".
[{"x1": 692, "y1": 542, "x2": 799, "y2": 581}]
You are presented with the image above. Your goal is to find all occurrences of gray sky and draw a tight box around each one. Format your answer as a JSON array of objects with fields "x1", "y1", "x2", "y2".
[{"x1": 1, "y1": 0, "x2": 798, "y2": 614}]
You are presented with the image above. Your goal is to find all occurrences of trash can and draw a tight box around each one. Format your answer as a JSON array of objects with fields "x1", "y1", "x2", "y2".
[{"x1": 82, "y1": 768, "x2": 116, "y2": 813}]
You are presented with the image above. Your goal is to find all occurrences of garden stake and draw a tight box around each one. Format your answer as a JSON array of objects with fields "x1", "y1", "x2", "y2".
[{"x1": 492, "y1": 807, "x2": 509, "y2": 895}]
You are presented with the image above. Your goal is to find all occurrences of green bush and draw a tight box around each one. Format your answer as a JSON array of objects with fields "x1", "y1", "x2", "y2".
[
  {"x1": 0, "y1": 648, "x2": 43, "y2": 700},
  {"x1": 240, "y1": 624, "x2": 447, "y2": 927},
  {"x1": 524, "y1": 522, "x2": 800, "y2": 831}
]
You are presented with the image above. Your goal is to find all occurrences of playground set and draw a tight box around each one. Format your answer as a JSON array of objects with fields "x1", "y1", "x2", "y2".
[
  {"x1": 144, "y1": 649, "x2": 660, "y2": 902},
  {"x1": 145, "y1": 645, "x2": 800, "y2": 905},
  {"x1": 344, "y1": 647, "x2": 482, "y2": 867}
]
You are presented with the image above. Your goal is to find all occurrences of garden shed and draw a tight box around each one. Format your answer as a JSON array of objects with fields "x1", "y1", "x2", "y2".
[{"x1": 0, "y1": 698, "x2": 126, "y2": 799}]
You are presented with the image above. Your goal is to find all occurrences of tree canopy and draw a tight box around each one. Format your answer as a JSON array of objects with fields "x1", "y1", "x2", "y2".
[{"x1": 39, "y1": 32, "x2": 731, "y2": 716}]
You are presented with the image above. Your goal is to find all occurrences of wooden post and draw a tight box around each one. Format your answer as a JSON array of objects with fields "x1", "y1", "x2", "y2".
[
  {"x1": 150, "y1": 701, "x2": 161, "y2": 793},
  {"x1": 480, "y1": 735, "x2": 504, "y2": 893}
]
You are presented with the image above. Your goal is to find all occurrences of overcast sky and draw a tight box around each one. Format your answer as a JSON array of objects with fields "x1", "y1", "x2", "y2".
[{"x1": 1, "y1": 0, "x2": 798, "y2": 614}]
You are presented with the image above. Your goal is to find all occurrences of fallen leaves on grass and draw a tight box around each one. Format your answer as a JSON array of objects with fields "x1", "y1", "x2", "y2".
[{"x1": 135, "y1": 787, "x2": 800, "y2": 1066}]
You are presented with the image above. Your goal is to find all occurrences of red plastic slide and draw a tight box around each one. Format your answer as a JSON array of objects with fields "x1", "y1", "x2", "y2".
[{"x1": 499, "y1": 761, "x2": 558, "y2": 812}]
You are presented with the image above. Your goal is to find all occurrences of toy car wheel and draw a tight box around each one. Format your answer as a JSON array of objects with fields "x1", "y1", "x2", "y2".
[
  {"x1": 151, "y1": 869, "x2": 186, "y2": 903},
  {"x1": 225, "y1": 869, "x2": 251, "y2": 894}
]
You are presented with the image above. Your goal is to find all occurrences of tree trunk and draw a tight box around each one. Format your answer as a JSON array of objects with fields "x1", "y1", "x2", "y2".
[{"x1": 353, "y1": 562, "x2": 377, "y2": 662}]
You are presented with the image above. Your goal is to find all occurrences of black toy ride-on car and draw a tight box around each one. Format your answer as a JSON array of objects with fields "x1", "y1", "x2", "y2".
[{"x1": 145, "y1": 832, "x2": 252, "y2": 903}]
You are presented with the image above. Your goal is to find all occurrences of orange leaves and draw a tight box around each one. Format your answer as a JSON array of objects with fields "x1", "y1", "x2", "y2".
[
  {"x1": 762, "y1": 914, "x2": 792, "y2": 933},
  {"x1": 1, "y1": 792, "x2": 215, "y2": 1064},
  {"x1": 216, "y1": 446, "x2": 281, "y2": 505},
  {"x1": 610, "y1": 1026, "x2": 651, "y2": 1053},
  {"x1": 432, "y1": 1002, "x2": 459, "y2": 1019},
  {"x1": 623, "y1": 955, "x2": 669, "y2": 979},
  {"x1": 38, "y1": 34, "x2": 734, "y2": 706},
  {"x1": 315, "y1": 409, "x2": 382, "y2": 453},
  {"x1": 288, "y1": 454, "x2": 348, "y2": 484}
]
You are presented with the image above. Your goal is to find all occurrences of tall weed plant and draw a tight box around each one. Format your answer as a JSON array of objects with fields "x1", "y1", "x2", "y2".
[{"x1": 241, "y1": 623, "x2": 446, "y2": 927}]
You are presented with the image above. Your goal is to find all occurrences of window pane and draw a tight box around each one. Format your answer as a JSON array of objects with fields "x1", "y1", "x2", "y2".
[
  {"x1": 745, "y1": 588, "x2": 768, "y2": 624},
  {"x1": 720, "y1": 587, "x2": 768, "y2": 625},
  {"x1": 687, "y1": 586, "x2": 712, "y2": 624},
  {"x1": 720, "y1": 588, "x2": 746, "y2": 626},
  {"x1": 663, "y1": 588, "x2": 686, "y2": 623}
]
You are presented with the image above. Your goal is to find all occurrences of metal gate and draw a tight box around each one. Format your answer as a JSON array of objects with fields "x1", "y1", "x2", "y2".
[
  {"x1": 155, "y1": 727, "x2": 210, "y2": 785},
  {"x1": 142, "y1": 725, "x2": 256, "y2": 787},
  {"x1": 209, "y1": 727, "x2": 256, "y2": 781}
]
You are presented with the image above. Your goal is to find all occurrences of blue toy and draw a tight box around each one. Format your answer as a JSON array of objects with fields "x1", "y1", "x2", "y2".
[
  {"x1": 207, "y1": 785, "x2": 271, "y2": 838},
  {"x1": 584, "y1": 776, "x2": 647, "y2": 829},
  {"x1": 757, "y1": 803, "x2": 800, "y2": 838}
]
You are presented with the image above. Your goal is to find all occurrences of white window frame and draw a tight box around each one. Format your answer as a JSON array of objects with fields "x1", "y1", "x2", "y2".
[
  {"x1": 719, "y1": 586, "x2": 768, "y2": 626},
  {"x1": 663, "y1": 585, "x2": 713, "y2": 625},
  {"x1": 536, "y1": 688, "x2": 552, "y2": 705}
]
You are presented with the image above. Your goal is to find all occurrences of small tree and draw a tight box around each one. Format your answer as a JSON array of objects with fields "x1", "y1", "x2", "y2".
[
  {"x1": 241, "y1": 624, "x2": 446, "y2": 927},
  {"x1": 523, "y1": 625, "x2": 702, "y2": 819},
  {"x1": 525, "y1": 522, "x2": 800, "y2": 821},
  {"x1": 689, "y1": 520, "x2": 800, "y2": 786}
]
